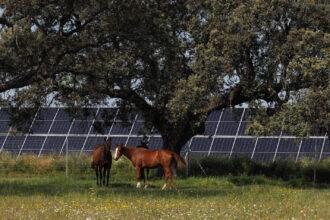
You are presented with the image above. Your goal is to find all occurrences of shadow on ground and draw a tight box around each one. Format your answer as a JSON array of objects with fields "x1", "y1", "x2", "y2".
[{"x1": 0, "y1": 177, "x2": 229, "y2": 198}]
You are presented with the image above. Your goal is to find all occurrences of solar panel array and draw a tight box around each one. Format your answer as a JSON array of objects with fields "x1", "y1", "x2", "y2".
[{"x1": 0, "y1": 107, "x2": 328, "y2": 162}]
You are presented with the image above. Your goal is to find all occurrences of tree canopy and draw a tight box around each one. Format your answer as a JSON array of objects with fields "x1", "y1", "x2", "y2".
[{"x1": 0, "y1": 0, "x2": 329, "y2": 152}]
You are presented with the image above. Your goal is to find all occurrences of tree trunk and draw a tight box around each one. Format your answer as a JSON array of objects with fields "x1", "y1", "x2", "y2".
[{"x1": 161, "y1": 130, "x2": 193, "y2": 154}]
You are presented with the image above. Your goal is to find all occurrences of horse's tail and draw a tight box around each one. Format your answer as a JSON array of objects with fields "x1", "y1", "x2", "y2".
[{"x1": 173, "y1": 153, "x2": 186, "y2": 167}]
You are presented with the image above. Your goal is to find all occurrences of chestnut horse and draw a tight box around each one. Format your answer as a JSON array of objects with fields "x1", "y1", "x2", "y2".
[
  {"x1": 91, "y1": 138, "x2": 112, "y2": 186},
  {"x1": 136, "y1": 140, "x2": 149, "y2": 183},
  {"x1": 114, "y1": 143, "x2": 186, "y2": 189}
]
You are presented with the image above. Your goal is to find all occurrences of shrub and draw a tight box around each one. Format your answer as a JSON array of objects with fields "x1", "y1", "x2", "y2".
[{"x1": 187, "y1": 156, "x2": 330, "y2": 184}]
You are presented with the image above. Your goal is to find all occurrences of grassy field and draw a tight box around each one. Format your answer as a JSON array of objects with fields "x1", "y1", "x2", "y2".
[
  {"x1": 1, "y1": 175, "x2": 330, "y2": 220},
  {"x1": 0, "y1": 153, "x2": 330, "y2": 219}
]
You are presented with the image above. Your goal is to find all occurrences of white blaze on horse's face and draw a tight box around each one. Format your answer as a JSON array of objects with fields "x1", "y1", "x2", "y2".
[{"x1": 114, "y1": 147, "x2": 119, "y2": 161}]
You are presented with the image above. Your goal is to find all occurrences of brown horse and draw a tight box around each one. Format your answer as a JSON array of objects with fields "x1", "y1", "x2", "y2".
[
  {"x1": 91, "y1": 138, "x2": 112, "y2": 186},
  {"x1": 136, "y1": 140, "x2": 149, "y2": 184},
  {"x1": 114, "y1": 143, "x2": 186, "y2": 189}
]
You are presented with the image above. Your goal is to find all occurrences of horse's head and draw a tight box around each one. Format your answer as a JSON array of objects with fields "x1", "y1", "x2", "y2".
[
  {"x1": 114, "y1": 143, "x2": 124, "y2": 161},
  {"x1": 104, "y1": 137, "x2": 112, "y2": 151}
]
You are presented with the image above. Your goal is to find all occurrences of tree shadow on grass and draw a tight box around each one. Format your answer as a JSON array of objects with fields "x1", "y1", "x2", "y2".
[
  {"x1": 0, "y1": 178, "x2": 229, "y2": 198},
  {"x1": 228, "y1": 175, "x2": 330, "y2": 189}
]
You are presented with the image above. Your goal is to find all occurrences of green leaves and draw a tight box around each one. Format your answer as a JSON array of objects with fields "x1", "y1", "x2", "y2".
[{"x1": 0, "y1": 0, "x2": 329, "y2": 150}]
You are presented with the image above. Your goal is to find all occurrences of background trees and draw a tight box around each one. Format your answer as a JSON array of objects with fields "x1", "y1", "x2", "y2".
[{"x1": 0, "y1": 0, "x2": 329, "y2": 152}]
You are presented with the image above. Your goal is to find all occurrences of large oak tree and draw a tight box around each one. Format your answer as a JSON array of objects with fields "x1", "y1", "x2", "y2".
[{"x1": 0, "y1": 0, "x2": 329, "y2": 152}]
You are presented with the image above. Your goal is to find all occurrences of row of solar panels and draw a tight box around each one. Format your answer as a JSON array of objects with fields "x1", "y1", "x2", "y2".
[
  {"x1": 0, "y1": 120, "x2": 254, "y2": 136},
  {"x1": 0, "y1": 108, "x2": 249, "y2": 122},
  {"x1": 0, "y1": 135, "x2": 328, "y2": 162},
  {"x1": 0, "y1": 108, "x2": 327, "y2": 136}
]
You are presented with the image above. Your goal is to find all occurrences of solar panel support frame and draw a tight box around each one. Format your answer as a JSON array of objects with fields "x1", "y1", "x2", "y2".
[
  {"x1": 318, "y1": 133, "x2": 328, "y2": 161},
  {"x1": 125, "y1": 114, "x2": 138, "y2": 146},
  {"x1": 107, "y1": 109, "x2": 119, "y2": 139},
  {"x1": 273, "y1": 120, "x2": 284, "y2": 162},
  {"x1": 17, "y1": 108, "x2": 40, "y2": 159},
  {"x1": 250, "y1": 137, "x2": 259, "y2": 160},
  {"x1": 207, "y1": 109, "x2": 224, "y2": 156},
  {"x1": 59, "y1": 118, "x2": 75, "y2": 155},
  {"x1": 295, "y1": 138, "x2": 303, "y2": 162},
  {"x1": 0, "y1": 126, "x2": 11, "y2": 153},
  {"x1": 229, "y1": 108, "x2": 246, "y2": 158},
  {"x1": 80, "y1": 107, "x2": 100, "y2": 155},
  {"x1": 38, "y1": 108, "x2": 60, "y2": 157}
]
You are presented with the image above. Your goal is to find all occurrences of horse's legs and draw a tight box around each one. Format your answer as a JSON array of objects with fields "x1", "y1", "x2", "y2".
[
  {"x1": 95, "y1": 167, "x2": 99, "y2": 185},
  {"x1": 102, "y1": 166, "x2": 106, "y2": 186},
  {"x1": 162, "y1": 166, "x2": 172, "y2": 190},
  {"x1": 99, "y1": 166, "x2": 103, "y2": 186},
  {"x1": 135, "y1": 167, "x2": 142, "y2": 188},
  {"x1": 144, "y1": 168, "x2": 150, "y2": 189},
  {"x1": 106, "y1": 167, "x2": 110, "y2": 187}
]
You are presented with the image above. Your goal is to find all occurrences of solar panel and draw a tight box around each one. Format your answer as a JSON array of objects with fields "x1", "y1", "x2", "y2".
[
  {"x1": 211, "y1": 138, "x2": 234, "y2": 152},
  {"x1": 38, "y1": 108, "x2": 58, "y2": 120},
  {"x1": 206, "y1": 110, "x2": 221, "y2": 121},
  {"x1": 66, "y1": 137, "x2": 86, "y2": 151},
  {"x1": 221, "y1": 108, "x2": 244, "y2": 121},
  {"x1": 278, "y1": 138, "x2": 300, "y2": 153},
  {"x1": 322, "y1": 138, "x2": 329, "y2": 153},
  {"x1": 31, "y1": 120, "x2": 52, "y2": 134},
  {"x1": 0, "y1": 109, "x2": 10, "y2": 120},
  {"x1": 0, "y1": 121, "x2": 10, "y2": 133},
  {"x1": 83, "y1": 136, "x2": 105, "y2": 151},
  {"x1": 148, "y1": 137, "x2": 163, "y2": 150},
  {"x1": 0, "y1": 136, "x2": 6, "y2": 150},
  {"x1": 55, "y1": 109, "x2": 72, "y2": 120},
  {"x1": 126, "y1": 137, "x2": 144, "y2": 146},
  {"x1": 297, "y1": 138, "x2": 325, "y2": 160},
  {"x1": 216, "y1": 122, "x2": 239, "y2": 135},
  {"x1": 90, "y1": 124, "x2": 111, "y2": 135},
  {"x1": 300, "y1": 138, "x2": 324, "y2": 153},
  {"x1": 254, "y1": 138, "x2": 278, "y2": 153},
  {"x1": 238, "y1": 122, "x2": 248, "y2": 135},
  {"x1": 190, "y1": 137, "x2": 212, "y2": 151},
  {"x1": 50, "y1": 121, "x2": 72, "y2": 134},
  {"x1": 242, "y1": 109, "x2": 250, "y2": 121},
  {"x1": 0, "y1": 107, "x2": 328, "y2": 161},
  {"x1": 204, "y1": 122, "x2": 217, "y2": 135},
  {"x1": 110, "y1": 122, "x2": 132, "y2": 135},
  {"x1": 21, "y1": 136, "x2": 45, "y2": 151},
  {"x1": 111, "y1": 136, "x2": 128, "y2": 149},
  {"x1": 232, "y1": 138, "x2": 255, "y2": 153},
  {"x1": 131, "y1": 122, "x2": 145, "y2": 135},
  {"x1": 41, "y1": 136, "x2": 65, "y2": 154},
  {"x1": 70, "y1": 121, "x2": 92, "y2": 134},
  {"x1": 2, "y1": 136, "x2": 25, "y2": 151}
]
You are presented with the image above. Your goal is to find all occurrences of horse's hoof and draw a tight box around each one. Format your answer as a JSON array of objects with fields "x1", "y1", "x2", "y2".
[
  {"x1": 161, "y1": 184, "x2": 167, "y2": 190},
  {"x1": 144, "y1": 184, "x2": 149, "y2": 189},
  {"x1": 136, "y1": 182, "x2": 142, "y2": 188}
]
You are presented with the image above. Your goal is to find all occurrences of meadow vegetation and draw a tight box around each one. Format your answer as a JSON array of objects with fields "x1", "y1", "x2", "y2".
[{"x1": 0, "y1": 152, "x2": 329, "y2": 219}]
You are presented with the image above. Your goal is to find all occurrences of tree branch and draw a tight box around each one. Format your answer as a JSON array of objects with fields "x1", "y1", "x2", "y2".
[{"x1": 0, "y1": 17, "x2": 13, "y2": 27}]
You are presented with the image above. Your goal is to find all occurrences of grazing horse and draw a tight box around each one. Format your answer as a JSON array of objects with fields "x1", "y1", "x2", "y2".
[
  {"x1": 114, "y1": 143, "x2": 186, "y2": 190},
  {"x1": 91, "y1": 138, "x2": 112, "y2": 186},
  {"x1": 136, "y1": 141, "x2": 149, "y2": 186}
]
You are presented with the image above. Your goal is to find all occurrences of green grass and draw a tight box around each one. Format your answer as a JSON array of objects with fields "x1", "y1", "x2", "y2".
[
  {"x1": 0, "y1": 175, "x2": 329, "y2": 219},
  {"x1": 0, "y1": 153, "x2": 330, "y2": 219}
]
